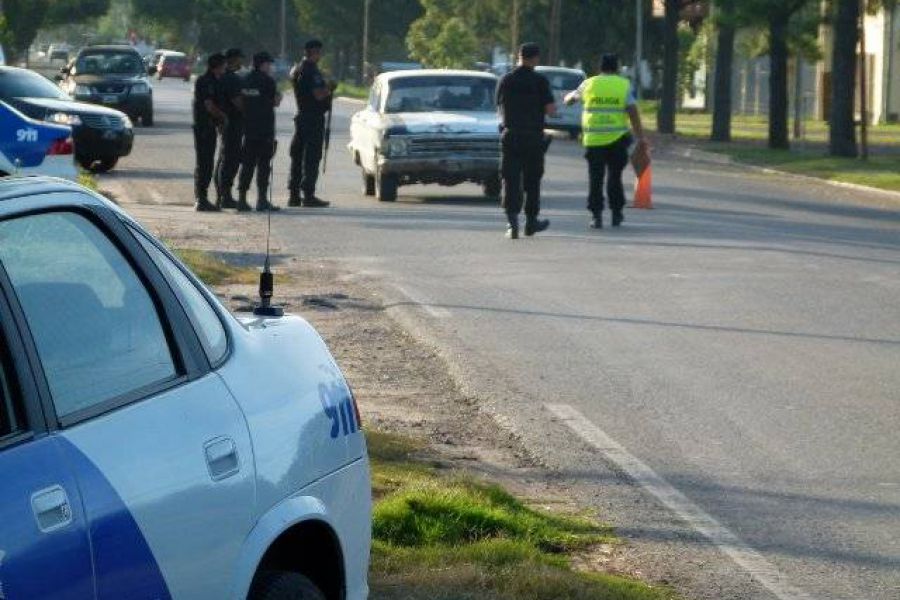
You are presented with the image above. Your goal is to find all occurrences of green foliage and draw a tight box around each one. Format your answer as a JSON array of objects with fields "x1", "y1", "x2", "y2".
[
  {"x1": 408, "y1": 3, "x2": 480, "y2": 68},
  {"x1": 0, "y1": 0, "x2": 110, "y2": 59}
]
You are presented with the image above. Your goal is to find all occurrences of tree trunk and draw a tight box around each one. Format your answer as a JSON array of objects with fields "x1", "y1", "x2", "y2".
[
  {"x1": 829, "y1": 0, "x2": 859, "y2": 157},
  {"x1": 711, "y1": 0, "x2": 735, "y2": 142},
  {"x1": 658, "y1": 0, "x2": 680, "y2": 134},
  {"x1": 768, "y1": 14, "x2": 790, "y2": 149}
]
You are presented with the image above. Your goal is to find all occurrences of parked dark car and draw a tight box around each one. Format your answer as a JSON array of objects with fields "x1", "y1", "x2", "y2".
[
  {"x1": 0, "y1": 66, "x2": 133, "y2": 172},
  {"x1": 58, "y1": 45, "x2": 154, "y2": 126}
]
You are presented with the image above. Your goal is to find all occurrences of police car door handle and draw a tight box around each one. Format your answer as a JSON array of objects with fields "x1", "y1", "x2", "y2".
[
  {"x1": 204, "y1": 437, "x2": 240, "y2": 482},
  {"x1": 31, "y1": 485, "x2": 73, "y2": 533}
]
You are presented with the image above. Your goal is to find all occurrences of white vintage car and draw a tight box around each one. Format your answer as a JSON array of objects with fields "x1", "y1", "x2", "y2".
[{"x1": 348, "y1": 70, "x2": 501, "y2": 202}]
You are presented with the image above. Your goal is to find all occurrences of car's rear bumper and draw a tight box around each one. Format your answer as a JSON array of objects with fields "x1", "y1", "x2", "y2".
[{"x1": 378, "y1": 156, "x2": 500, "y2": 185}]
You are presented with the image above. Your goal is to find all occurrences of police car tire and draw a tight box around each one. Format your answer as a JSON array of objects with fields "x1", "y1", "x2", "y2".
[
  {"x1": 249, "y1": 571, "x2": 326, "y2": 600},
  {"x1": 79, "y1": 156, "x2": 118, "y2": 173},
  {"x1": 143, "y1": 110, "x2": 154, "y2": 127}
]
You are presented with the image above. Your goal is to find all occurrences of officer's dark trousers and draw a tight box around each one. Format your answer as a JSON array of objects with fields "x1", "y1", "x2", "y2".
[
  {"x1": 501, "y1": 130, "x2": 545, "y2": 225},
  {"x1": 238, "y1": 137, "x2": 275, "y2": 200},
  {"x1": 214, "y1": 120, "x2": 243, "y2": 199},
  {"x1": 289, "y1": 114, "x2": 324, "y2": 197},
  {"x1": 193, "y1": 125, "x2": 217, "y2": 201},
  {"x1": 585, "y1": 135, "x2": 630, "y2": 215}
]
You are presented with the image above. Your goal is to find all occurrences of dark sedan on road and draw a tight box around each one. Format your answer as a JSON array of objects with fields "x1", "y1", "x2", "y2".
[
  {"x1": 0, "y1": 66, "x2": 134, "y2": 172},
  {"x1": 58, "y1": 45, "x2": 154, "y2": 126}
]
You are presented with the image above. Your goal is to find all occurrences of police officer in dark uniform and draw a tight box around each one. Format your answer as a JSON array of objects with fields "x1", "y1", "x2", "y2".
[
  {"x1": 192, "y1": 53, "x2": 227, "y2": 212},
  {"x1": 237, "y1": 51, "x2": 282, "y2": 212},
  {"x1": 214, "y1": 48, "x2": 245, "y2": 209},
  {"x1": 495, "y1": 43, "x2": 556, "y2": 239},
  {"x1": 287, "y1": 39, "x2": 333, "y2": 207}
]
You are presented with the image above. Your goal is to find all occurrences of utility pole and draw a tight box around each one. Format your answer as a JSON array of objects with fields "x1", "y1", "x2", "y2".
[
  {"x1": 549, "y1": 0, "x2": 562, "y2": 65},
  {"x1": 859, "y1": 0, "x2": 868, "y2": 160},
  {"x1": 511, "y1": 0, "x2": 520, "y2": 61},
  {"x1": 280, "y1": 0, "x2": 287, "y2": 59},
  {"x1": 635, "y1": 0, "x2": 644, "y2": 99},
  {"x1": 362, "y1": 0, "x2": 371, "y2": 85}
]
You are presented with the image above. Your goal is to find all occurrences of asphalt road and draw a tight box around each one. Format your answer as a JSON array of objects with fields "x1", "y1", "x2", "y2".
[{"x1": 106, "y1": 79, "x2": 900, "y2": 600}]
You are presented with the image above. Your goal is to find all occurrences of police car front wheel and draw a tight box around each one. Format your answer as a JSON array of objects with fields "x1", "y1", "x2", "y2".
[{"x1": 249, "y1": 571, "x2": 327, "y2": 600}]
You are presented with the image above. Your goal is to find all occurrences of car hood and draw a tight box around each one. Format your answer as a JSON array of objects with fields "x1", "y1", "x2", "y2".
[
  {"x1": 14, "y1": 97, "x2": 127, "y2": 117},
  {"x1": 383, "y1": 111, "x2": 499, "y2": 135},
  {"x1": 72, "y1": 74, "x2": 146, "y2": 85}
]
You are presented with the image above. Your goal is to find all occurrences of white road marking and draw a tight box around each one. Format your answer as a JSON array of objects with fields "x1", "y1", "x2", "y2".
[
  {"x1": 391, "y1": 284, "x2": 450, "y2": 319},
  {"x1": 545, "y1": 403, "x2": 816, "y2": 600}
]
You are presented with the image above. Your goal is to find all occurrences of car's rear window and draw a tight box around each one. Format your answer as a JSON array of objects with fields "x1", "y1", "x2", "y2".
[
  {"x1": 386, "y1": 76, "x2": 496, "y2": 113},
  {"x1": 76, "y1": 51, "x2": 144, "y2": 75},
  {"x1": 542, "y1": 72, "x2": 584, "y2": 92}
]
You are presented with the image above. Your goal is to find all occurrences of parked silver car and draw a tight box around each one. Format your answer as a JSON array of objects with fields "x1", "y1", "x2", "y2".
[
  {"x1": 536, "y1": 66, "x2": 586, "y2": 139},
  {"x1": 348, "y1": 70, "x2": 501, "y2": 202}
]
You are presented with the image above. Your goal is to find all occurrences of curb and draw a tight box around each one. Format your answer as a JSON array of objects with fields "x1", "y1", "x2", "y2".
[{"x1": 670, "y1": 145, "x2": 900, "y2": 203}]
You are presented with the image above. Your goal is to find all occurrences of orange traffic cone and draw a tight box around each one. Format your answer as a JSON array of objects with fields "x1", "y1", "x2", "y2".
[{"x1": 633, "y1": 164, "x2": 653, "y2": 209}]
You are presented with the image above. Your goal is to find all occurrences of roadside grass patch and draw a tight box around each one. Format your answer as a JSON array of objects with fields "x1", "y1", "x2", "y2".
[
  {"x1": 336, "y1": 81, "x2": 370, "y2": 100},
  {"x1": 172, "y1": 248, "x2": 261, "y2": 286},
  {"x1": 366, "y1": 430, "x2": 675, "y2": 600},
  {"x1": 708, "y1": 146, "x2": 900, "y2": 193}
]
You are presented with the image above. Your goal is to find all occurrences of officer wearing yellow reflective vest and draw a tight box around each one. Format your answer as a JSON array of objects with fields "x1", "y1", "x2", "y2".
[{"x1": 565, "y1": 54, "x2": 646, "y2": 228}]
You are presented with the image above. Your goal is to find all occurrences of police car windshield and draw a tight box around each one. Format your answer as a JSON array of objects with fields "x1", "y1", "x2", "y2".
[
  {"x1": 385, "y1": 77, "x2": 495, "y2": 113},
  {"x1": 0, "y1": 69, "x2": 68, "y2": 100},
  {"x1": 76, "y1": 51, "x2": 144, "y2": 75}
]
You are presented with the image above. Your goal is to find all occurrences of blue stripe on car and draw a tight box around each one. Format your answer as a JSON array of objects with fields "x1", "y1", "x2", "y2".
[{"x1": 56, "y1": 436, "x2": 172, "y2": 600}]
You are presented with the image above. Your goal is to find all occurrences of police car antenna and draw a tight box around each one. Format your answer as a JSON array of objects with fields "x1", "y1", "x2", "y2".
[{"x1": 253, "y1": 139, "x2": 284, "y2": 317}]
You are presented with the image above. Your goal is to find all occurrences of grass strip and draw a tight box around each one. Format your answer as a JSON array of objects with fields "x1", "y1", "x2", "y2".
[
  {"x1": 336, "y1": 81, "x2": 370, "y2": 100},
  {"x1": 172, "y1": 248, "x2": 262, "y2": 286},
  {"x1": 706, "y1": 145, "x2": 900, "y2": 193},
  {"x1": 366, "y1": 430, "x2": 675, "y2": 600}
]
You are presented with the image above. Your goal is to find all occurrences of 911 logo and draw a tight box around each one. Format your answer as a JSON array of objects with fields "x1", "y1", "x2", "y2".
[
  {"x1": 318, "y1": 381, "x2": 358, "y2": 439},
  {"x1": 15, "y1": 128, "x2": 38, "y2": 143}
]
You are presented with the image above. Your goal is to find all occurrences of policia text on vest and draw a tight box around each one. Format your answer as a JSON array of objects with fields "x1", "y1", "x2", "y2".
[{"x1": 565, "y1": 54, "x2": 646, "y2": 230}]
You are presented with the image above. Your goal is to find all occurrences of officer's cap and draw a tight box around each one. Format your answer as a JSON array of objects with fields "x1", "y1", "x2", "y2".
[
  {"x1": 253, "y1": 51, "x2": 275, "y2": 68},
  {"x1": 305, "y1": 39, "x2": 324, "y2": 51},
  {"x1": 519, "y1": 42, "x2": 540, "y2": 60},
  {"x1": 225, "y1": 48, "x2": 244, "y2": 60},
  {"x1": 207, "y1": 53, "x2": 226, "y2": 69}
]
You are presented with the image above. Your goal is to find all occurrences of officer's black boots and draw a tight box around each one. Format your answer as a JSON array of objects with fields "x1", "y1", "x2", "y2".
[
  {"x1": 236, "y1": 190, "x2": 252, "y2": 212},
  {"x1": 611, "y1": 210, "x2": 624, "y2": 227},
  {"x1": 219, "y1": 191, "x2": 238, "y2": 210},
  {"x1": 505, "y1": 224, "x2": 519, "y2": 240},
  {"x1": 524, "y1": 218, "x2": 550, "y2": 236},
  {"x1": 255, "y1": 189, "x2": 281, "y2": 212},
  {"x1": 302, "y1": 195, "x2": 330, "y2": 208},
  {"x1": 194, "y1": 190, "x2": 220, "y2": 212},
  {"x1": 288, "y1": 191, "x2": 302, "y2": 207},
  {"x1": 590, "y1": 212, "x2": 603, "y2": 229}
]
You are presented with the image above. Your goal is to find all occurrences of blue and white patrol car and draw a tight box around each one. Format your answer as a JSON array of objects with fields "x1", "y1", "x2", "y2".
[
  {"x1": 0, "y1": 101, "x2": 76, "y2": 180},
  {"x1": 0, "y1": 178, "x2": 371, "y2": 599}
]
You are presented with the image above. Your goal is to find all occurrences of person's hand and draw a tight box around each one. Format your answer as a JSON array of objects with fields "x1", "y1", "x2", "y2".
[{"x1": 327, "y1": 79, "x2": 338, "y2": 92}]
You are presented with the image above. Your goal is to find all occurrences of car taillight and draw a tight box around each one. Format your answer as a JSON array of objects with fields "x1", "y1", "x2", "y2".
[{"x1": 48, "y1": 137, "x2": 74, "y2": 155}]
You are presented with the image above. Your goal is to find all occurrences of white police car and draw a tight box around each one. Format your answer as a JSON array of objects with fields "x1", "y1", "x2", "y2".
[
  {"x1": 0, "y1": 100, "x2": 76, "y2": 180},
  {"x1": 0, "y1": 177, "x2": 371, "y2": 599}
]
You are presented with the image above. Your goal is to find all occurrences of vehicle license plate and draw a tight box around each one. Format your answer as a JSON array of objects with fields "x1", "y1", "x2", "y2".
[{"x1": 102, "y1": 95, "x2": 117, "y2": 104}]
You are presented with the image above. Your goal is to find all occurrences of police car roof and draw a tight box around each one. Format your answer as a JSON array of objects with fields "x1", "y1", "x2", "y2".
[
  {"x1": 0, "y1": 176, "x2": 109, "y2": 207},
  {"x1": 377, "y1": 69, "x2": 498, "y2": 84}
]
